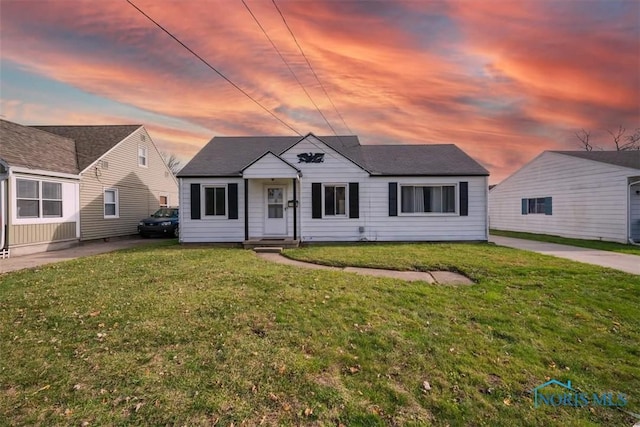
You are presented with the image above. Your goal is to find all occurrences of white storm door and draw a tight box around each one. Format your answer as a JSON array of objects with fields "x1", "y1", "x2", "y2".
[{"x1": 264, "y1": 186, "x2": 287, "y2": 235}]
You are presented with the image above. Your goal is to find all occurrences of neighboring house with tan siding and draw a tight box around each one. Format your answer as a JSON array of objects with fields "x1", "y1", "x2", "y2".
[
  {"x1": 34, "y1": 124, "x2": 179, "y2": 242},
  {"x1": 0, "y1": 119, "x2": 178, "y2": 258},
  {"x1": 0, "y1": 119, "x2": 81, "y2": 257}
]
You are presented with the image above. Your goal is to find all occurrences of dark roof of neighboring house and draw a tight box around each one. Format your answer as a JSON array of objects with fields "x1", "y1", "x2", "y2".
[
  {"x1": 552, "y1": 151, "x2": 640, "y2": 170},
  {"x1": 179, "y1": 134, "x2": 489, "y2": 177},
  {"x1": 33, "y1": 125, "x2": 141, "y2": 171},
  {"x1": 0, "y1": 119, "x2": 79, "y2": 175}
]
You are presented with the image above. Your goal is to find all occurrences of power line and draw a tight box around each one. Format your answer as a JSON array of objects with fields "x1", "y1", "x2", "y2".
[
  {"x1": 240, "y1": 0, "x2": 339, "y2": 136},
  {"x1": 271, "y1": 0, "x2": 353, "y2": 135},
  {"x1": 126, "y1": 0, "x2": 302, "y2": 136}
]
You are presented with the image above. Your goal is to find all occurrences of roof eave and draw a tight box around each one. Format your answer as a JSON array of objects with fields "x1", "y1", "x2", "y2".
[
  {"x1": 176, "y1": 173, "x2": 243, "y2": 178},
  {"x1": 368, "y1": 172, "x2": 490, "y2": 177}
]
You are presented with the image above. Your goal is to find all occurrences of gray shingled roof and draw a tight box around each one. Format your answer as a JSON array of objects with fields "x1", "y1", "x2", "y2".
[
  {"x1": 552, "y1": 151, "x2": 640, "y2": 170},
  {"x1": 178, "y1": 135, "x2": 367, "y2": 176},
  {"x1": 33, "y1": 125, "x2": 141, "y2": 171},
  {"x1": 362, "y1": 144, "x2": 489, "y2": 175},
  {"x1": 178, "y1": 134, "x2": 489, "y2": 177},
  {"x1": 0, "y1": 119, "x2": 79, "y2": 175}
]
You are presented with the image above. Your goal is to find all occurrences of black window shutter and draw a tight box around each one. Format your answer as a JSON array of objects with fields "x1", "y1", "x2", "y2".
[
  {"x1": 349, "y1": 182, "x2": 359, "y2": 218},
  {"x1": 544, "y1": 197, "x2": 552, "y2": 215},
  {"x1": 190, "y1": 183, "x2": 201, "y2": 220},
  {"x1": 389, "y1": 182, "x2": 398, "y2": 216},
  {"x1": 312, "y1": 183, "x2": 322, "y2": 219},
  {"x1": 459, "y1": 182, "x2": 468, "y2": 216},
  {"x1": 228, "y1": 183, "x2": 238, "y2": 219},
  {"x1": 521, "y1": 198, "x2": 528, "y2": 215}
]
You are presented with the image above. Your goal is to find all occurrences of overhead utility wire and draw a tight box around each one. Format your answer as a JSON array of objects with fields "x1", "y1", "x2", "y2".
[
  {"x1": 126, "y1": 0, "x2": 302, "y2": 136},
  {"x1": 271, "y1": 0, "x2": 353, "y2": 135},
  {"x1": 240, "y1": 0, "x2": 339, "y2": 137}
]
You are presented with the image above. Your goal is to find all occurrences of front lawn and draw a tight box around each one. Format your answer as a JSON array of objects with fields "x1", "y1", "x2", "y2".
[
  {"x1": 490, "y1": 229, "x2": 640, "y2": 256},
  {"x1": 1, "y1": 241, "x2": 638, "y2": 426}
]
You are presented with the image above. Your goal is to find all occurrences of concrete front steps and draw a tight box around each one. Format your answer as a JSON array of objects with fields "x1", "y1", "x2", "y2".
[{"x1": 243, "y1": 239, "x2": 300, "y2": 252}]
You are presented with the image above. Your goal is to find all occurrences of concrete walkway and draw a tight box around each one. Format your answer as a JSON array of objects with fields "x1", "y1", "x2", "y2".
[
  {"x1": 0, "y1": 238, "x2": 151, "y2": 274},
  {"x1": 489, "y1": 235, "x2": 640, "y2": 275},
  {"x1": 256, "y1": 252, "x2": 474, "y2": 285}
]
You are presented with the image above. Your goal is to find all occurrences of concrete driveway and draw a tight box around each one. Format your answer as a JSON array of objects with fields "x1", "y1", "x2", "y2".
[
  {"x1": 489, "y1": 235, "x2": 640, "y2": 275},
  {"x1": 0, "y1": 238, "x2": 152, "y2": 274}
]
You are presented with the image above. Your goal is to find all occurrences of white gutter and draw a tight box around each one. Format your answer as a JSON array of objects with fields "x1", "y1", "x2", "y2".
[
  {"x1": 628, "y1": 179, "x2": 640, "y2": 246},
  {"x1": 10, "y1": 166, "x2": 81, "y2": 180}
]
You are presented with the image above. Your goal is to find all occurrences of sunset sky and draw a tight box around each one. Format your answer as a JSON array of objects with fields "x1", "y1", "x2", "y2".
[{"x1": 1, "y1": 0, "x2": 638, "y2": 183}]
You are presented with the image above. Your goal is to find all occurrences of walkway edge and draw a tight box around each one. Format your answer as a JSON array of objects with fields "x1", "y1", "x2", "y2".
[{"x1": 255, "y1": 252, "x2": 474, "y2": 285}]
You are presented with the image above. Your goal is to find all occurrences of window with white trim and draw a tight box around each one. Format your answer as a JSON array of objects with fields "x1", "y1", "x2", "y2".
[
  {"x1": 324, "y1": 184, "x2": 346, "y2": 216},
  {"x1": 138, "y1": 145, "x2": 148, "y2": 167},
  {"x1": 42, "y1": 181, "x2": 63, "y2": 217},
  {"x1": 104, "y1": 188, "x2": 119, "y2": 218},
  {"x1": 159, "y1": 195, "x2": 168, "y2": 207},
  {"x1": 204, "y1": 186, "x2": 226, "y2": 216},
  {"x1": 401, "y1": 185, "x2": 456, "y2": 213},
  {"x1": 16, "y1": 179, "x2": 63, "y2": 218}
]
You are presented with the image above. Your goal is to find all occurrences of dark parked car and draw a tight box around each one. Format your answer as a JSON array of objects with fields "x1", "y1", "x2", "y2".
[{"x1": 138, "y1": 207, "x2": 179, "y2": 238}]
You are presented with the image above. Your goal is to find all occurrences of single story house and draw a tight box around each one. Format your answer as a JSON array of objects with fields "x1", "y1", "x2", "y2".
[
  {"x1": 0, "y1": 119, "x2": 179, "y2": 257},
  {"x1": 489, "y1": 150, "x2": 640, "y2": 244},
  {"x1": 177, "y1": 133, "x2": 489, "y2": 244}
]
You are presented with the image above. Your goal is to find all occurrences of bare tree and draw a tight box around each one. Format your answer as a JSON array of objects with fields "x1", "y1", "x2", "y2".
[
  {"x1": 161, "y1": 152, "x2": 182, "y2": 175},
  {"x1": 577, "y1": 126, "x2": 640, "y2": 151},
  {"x1": 575, "y1": 129, "x2": 593, "y2": 151},
  {"x1": 623, "y1": 128, "x2": 640, "y2": 151}
]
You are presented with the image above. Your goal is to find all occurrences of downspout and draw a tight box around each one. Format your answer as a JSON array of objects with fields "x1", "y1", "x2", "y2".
[
  {"x1": 292, "y1": 177, "x2": 297, "y2": 241},
  {"x1": 0, "y1": 166, "x2": 11, "y2": 254},
  {"x1": 485, "y1": 176, "x2": 490, "y2": 241},
  {"x1": 0, "y1": 175, "x2": 6, "y2": 251},
  {"x1": 628, "y1": 179, "x2": 640, "y2": 245},
  {"x1": 244, "y1": 178, "x2": 249, "y2": 241}
]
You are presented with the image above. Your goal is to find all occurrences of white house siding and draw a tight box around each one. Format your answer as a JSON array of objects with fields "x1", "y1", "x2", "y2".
[
  {"x1": 79, "y1": 127, "x2": 179, "y2": 240},
  {"x1": 242, "y1": 153, "x2": 298, "y2": 179},
  {"x1": 363, "y1": 176, "x2": 488, "y2": 242},
  {"x1": 179, "y1": 177, "x2": 245, "y2": 243},
  {"x1": 489, "y1": 152, "x2": 637, "y2": 243},
  {"x1": 281, "y1": 136, "x2": 369, "y2": 242}
]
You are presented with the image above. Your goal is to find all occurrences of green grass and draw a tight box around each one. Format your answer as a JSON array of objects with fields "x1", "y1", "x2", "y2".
[
  {"x1": 491, "y1": 229, "x2": 640, "y2": 256},
  {"x1": 1, "y1": 241, "x2": 639, "y2": 426}
]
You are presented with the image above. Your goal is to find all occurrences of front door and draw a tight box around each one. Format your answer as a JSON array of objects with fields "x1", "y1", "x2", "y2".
[{"x1": 264, "y1": 186, "x2": 287, "y2": 236}]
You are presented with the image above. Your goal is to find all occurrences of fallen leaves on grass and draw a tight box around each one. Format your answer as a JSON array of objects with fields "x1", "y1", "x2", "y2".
[{"x1": 346, "y1": 365, "x2": 361, "y2": 375}]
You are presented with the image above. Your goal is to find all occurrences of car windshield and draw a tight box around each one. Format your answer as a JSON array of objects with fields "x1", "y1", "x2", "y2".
[{"x1": 151, "y1": 208, "x2": 178, "y2": 218}]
